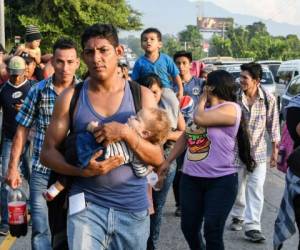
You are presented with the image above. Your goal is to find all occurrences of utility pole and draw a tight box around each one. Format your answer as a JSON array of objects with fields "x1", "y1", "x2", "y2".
[{"x1": 0, "y1": 0, "x2": 4, "y2": 48}]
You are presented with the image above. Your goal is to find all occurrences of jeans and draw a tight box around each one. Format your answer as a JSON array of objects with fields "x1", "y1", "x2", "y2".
[
  {"x1": 67, "y1": 201, "x2": 149, "y2": 250},
  {"x1": 147, "y1": 157, "x2": 176, "y2": 249},
  {"x1": 30, "y1": 170, "x2": 51, "y2": 250},
  {"x1": 0, "y1": 137, "x2": 31, "y2": 227},
  {"x1": 173, "y1": 151, "x2": 185, "y2": 207},
  {"x1": 180, "y1": 173, "x2": 238, "y2": 250},
  {"x1": 231, "y1": 162, "x2": 267, "y2": 231}
]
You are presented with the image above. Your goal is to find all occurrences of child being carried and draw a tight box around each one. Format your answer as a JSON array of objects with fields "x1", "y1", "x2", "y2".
[{"x1": 44, "y1": 107, "x2": 171, "y2": 201}]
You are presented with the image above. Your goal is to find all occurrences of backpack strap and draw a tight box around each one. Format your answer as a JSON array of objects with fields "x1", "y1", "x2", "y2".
[
  {"x1": 69, "y1": 82, "x2": 84, "y2": 133},
  {"x1": 260, "y1": 86, "x2": 269, "y2": 112},
  {"x1": 129, "y1": 80, "x2": 142, "y2": 113}
]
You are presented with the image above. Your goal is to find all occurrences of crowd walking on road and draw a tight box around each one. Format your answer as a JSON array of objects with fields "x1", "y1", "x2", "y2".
[{"x1": 1, "y1": 22, "x2": 300, "y2": 250}]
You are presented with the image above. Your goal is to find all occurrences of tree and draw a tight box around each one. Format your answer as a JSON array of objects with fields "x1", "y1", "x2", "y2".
[
  {"x1": 5, "y1": 0, "x2": 142, "y2": 52},
  {"x1": 178, "y1": 25, "x2": 204, "y2": 60},
  {"x1": 161, "y1": 35, "x2": 181, "y2": 57},
  {"x1": 209, "y1": 21, "x2": 300, "y2": 60},
  {"x1": 209, "y1": 35, "x2": 232, "y2": 57}
]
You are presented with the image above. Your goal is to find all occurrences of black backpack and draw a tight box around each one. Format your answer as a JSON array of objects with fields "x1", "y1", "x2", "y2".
[{"x1": 47, "y1": 80, "x2": 142, "y2": 250}]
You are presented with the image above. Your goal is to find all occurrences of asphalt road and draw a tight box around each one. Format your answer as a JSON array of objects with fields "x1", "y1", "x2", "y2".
[{"x1": 0, "y1": 167, "x2": 297, "y2": 250}]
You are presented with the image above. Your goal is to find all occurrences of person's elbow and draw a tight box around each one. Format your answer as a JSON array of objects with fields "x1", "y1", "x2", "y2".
[
  {"x1": 40, "y1": 143, "x2": 51, "y2": 168},
  {"x1": 193, "y1": 113, "x2": 203, "y2": 126},
  {"x1": 151, "y1": 149, "x2": 164, "y2": 167}
]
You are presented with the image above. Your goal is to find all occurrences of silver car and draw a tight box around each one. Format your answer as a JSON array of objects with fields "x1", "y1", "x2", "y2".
[{"x1": 281, "y1": 75, "x2": 300, "y2": 118}]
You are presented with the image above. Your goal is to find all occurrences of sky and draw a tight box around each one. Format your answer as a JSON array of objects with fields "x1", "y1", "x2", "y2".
[{"x1": 192, "y1": 0, "x2": 300, "y2": 26}]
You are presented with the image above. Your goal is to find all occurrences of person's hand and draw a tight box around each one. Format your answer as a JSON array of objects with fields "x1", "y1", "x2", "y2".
[
  {"x1": 177, "y1": 89, "x2": 184, "y2": 101},
  {"x1": 270, "y1": 147, "x2": 279, "y2": 168},
  {"x1": 157, "y1": 160, "x2": 171, "y2": 177},
  {"x1": 6, "y1": 168, "x2": 22, "y2": 189},
  {"x1": 199, "y1": 86, "x2": 208, "y2": 105},
  {"x1": 80, "y1": 150, "x2": 124, "y2": 177},
  {"x1": 14, "y1": 99, "x2": 24, "y2": 111},
  {"x1": 93, "y1": 122, "x2": 128, "y2": 146}
]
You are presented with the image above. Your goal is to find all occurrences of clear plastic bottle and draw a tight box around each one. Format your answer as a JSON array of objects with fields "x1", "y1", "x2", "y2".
[{"x1": 7, "y1": 187, "x2": 28, "y2": 237}]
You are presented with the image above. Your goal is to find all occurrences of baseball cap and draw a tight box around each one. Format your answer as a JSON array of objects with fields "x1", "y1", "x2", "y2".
[{"x1": 8, "y1": 56, "x2": 26, "y2": 75}]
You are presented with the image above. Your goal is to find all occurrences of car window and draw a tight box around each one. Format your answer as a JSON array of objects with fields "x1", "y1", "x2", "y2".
[
  {"x1": 287, "y1": 77, "x2": 300, "y2": 96},
  {"x1": 261, "y1": 71, "x2": 274, "y2": 84},
  {"x1": 268, "y1": 64, "x2": 280, "y2": 79},
  {"x1": 277, "y1": 70, "x2": 293, "y2": 86}
]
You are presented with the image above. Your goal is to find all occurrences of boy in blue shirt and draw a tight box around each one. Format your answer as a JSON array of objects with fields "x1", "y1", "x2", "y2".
[
  {"x1": 172, "y1": 50, "x2": 204, "y2": 218},
  {"x1": 132, "y1": 28, "x2": 183, "y2": 99},
  {"x1": 173, "y1": 50, "x2": 204, "y2": 122}
]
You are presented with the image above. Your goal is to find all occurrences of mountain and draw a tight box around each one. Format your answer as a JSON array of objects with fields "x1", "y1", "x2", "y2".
[{"x1": 122, "y1": 0, "x2": 300, "y2": 37}]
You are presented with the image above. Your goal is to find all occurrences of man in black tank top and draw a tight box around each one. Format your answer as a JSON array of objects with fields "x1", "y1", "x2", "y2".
[{"x1": 41, "y1": 24, "x2": 164, "y2": 250}]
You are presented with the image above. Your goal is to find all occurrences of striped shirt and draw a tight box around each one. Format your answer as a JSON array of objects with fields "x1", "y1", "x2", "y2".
[
  {"x1": 239, "y1": 87, "x2": 280, "y2": 164},
  {"x1": 15, "y1": 76, "x2": 79, "y2": 175}
]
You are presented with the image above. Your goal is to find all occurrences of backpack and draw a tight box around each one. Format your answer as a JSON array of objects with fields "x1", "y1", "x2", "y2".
[
  {"x1": 48, "y1": 80, "x2": 142, "y2": 250},
  {"x1": 277, "y1": 123, "x2": 294, "y2": 173}
]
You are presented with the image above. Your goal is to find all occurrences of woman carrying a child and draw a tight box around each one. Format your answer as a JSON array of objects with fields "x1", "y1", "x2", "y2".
[{"x1": 159, "y1": 70, "x2": 255, "y2": 250}]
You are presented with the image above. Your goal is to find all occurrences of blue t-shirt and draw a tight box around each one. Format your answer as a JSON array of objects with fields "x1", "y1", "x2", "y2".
[
  {"x1": 132, "y1": 53, "x2": 179, "y2": 88},
  {"x1": 174, "y1": 76, "x2": 204, "y2": 122}
]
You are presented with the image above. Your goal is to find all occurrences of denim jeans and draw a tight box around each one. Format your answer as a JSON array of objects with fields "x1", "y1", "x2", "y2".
[
  {"x1": 147, "y1": 157, "x2": 177, "y2": 249},
  {"x1": 30, "y1": 170, "x2": 51, "y2": 250},
  {"x1": 67, "y1": 201, "x2": 150, "y2": 250},
  {"x1": 0, "y1": 137, "x2": 31, "y2": 227},
  {"x1": 180, "y1": 173, "x2": 238, "y2": 250}
]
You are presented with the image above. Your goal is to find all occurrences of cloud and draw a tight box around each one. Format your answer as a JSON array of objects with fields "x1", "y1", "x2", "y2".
[{"x1": 190, "y1": 0, "x2": 300, "y2": 25}]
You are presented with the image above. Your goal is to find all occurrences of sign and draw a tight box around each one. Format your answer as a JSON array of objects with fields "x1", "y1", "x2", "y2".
[{"x1": 197, "y1": 17, "x2": 233, "y2": 32}]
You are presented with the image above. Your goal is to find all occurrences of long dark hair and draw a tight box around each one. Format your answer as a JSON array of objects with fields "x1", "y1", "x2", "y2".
[{"x1": 206, "y1": 70, "x2": 256, "y2": 172}]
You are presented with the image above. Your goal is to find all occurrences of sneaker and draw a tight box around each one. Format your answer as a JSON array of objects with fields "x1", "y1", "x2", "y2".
[
  {"x1": 230, "y1": 218, "x2": 243, "y2": 231},
  {"x1": 174, "y1": 207, "x2": 181, "y2": 217},
  {"x1": 0, "y1": 225, "x2": 9, "y2": 236},
  {"x1": 244, "y1": 230, "x2": 266, "y2": 243}
]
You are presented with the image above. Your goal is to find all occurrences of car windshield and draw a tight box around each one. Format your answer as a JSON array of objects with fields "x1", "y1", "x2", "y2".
[
  {"x1": 268, "y1": 64, "x2": 280, "y2": 79},
  {"x1": 261, "y1": 71, "x2": 274, "y2": 85},
  {"x1": 287, "y1": 77, "x2": 300, "y2": 96}
]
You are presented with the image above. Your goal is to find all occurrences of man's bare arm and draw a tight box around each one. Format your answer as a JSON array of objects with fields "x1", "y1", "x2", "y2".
[
  {"x1": 6, "y1": 125, "x2": 30, "y2": 188},
  {"x1": 40, "y1": 87, "x2": 123, "y2": 177}
]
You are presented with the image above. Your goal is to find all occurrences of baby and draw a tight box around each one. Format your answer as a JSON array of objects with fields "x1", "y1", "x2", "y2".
[{"x1": 44, "y1": 107, "x2": 171, "y2": 201}]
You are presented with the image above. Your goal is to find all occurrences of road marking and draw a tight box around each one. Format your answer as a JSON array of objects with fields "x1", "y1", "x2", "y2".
[{"x1": 0, "y1": 234, "x2": 16, "y2": 250}]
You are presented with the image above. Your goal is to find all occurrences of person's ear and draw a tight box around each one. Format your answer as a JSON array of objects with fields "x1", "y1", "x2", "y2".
[
  {"x1": 116, "y1": 45, "x2": 124, "y2": 59},
  {"x1": 142, "y1": 130, "x2": 151, "y2": 139},
  {"x1": 158, "y1": 41, "x2": 163, "y2": 49}
]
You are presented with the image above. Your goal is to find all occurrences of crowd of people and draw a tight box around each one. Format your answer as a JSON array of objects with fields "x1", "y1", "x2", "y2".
[{"x1": 0, "y1": 22, "x2": 298, "y2": 250}]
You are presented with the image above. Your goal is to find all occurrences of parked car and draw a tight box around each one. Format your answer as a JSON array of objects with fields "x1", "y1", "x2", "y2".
[
  {"x1": 276, "y1": 60, "x2": 300, "y2": 97},
  {"x1": 257, "y1": 60, "x2": 282, "y2": 82},
  {"x1": 280, "y1": 75, "x2": 300, "y2": 119}
]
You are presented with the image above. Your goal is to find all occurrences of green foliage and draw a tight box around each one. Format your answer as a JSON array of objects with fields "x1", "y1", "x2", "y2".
[
  {"x1": 210, "y1": 22, "x2": 300, "y2": 60},
  {"x1": 5, "y1": 0, "x2": 142, "y2": 54},
  {"x1": 161, "y1": 35, "x2": 181, "y2": 57}
]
